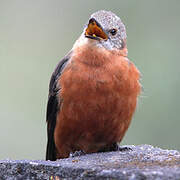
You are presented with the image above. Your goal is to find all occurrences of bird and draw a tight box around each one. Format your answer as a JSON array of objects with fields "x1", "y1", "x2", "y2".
[{"x1": 46, "y1": 10, "x2": 141, "y2": 161}]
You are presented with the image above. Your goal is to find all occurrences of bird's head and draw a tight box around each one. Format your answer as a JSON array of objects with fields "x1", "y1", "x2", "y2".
[{"x1": 74, "y1": 10, "x2": 127, "y2": 52}]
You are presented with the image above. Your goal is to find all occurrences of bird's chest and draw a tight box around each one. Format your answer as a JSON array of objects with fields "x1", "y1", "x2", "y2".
[
  {"x1": 56, "y1": 53, "x2": 140, "y2": 152},
  {"x1": 58, "y1": 55, "x2": 136, "y2": 120},
  {"x1": 59, "y1": 46, "x2": 135, "y2": 103},
  {"x1": 60, "y1": 60, "x2": 122, "y2": 104}
]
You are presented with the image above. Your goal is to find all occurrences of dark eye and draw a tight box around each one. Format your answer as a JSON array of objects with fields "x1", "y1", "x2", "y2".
[{"x1": 110, "y1": 28, "x2": 117, "y2": 36}]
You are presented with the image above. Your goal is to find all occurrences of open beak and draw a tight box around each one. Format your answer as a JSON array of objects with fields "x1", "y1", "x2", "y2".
[{"x1": 85, "y1": 18, "x2": 108, "y2": 41}]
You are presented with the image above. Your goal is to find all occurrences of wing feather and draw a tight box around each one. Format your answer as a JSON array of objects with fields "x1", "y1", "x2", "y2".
[{"x1": 46, "y1": 52, "x2": 71, "y2": 161}]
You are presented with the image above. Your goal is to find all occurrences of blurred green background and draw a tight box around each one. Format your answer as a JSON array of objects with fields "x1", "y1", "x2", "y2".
[{"x1": 0, "y1": 0, "x2": 180, "y2": 160}]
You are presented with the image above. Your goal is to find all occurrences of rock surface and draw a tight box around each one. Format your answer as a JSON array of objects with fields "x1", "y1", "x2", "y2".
[{"x1": 0, "y1": 145, "x2": 180, "y2": 180}]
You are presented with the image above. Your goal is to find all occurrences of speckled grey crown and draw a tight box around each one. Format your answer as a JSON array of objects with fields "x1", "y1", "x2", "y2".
[{"x1": 90, "y1": 10, "x2": 127, "y2": 40}]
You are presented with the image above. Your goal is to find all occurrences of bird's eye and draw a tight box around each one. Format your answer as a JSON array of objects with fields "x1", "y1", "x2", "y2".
[{"x1": 110, "y1": 28, "x2": 117, "y2": 36}]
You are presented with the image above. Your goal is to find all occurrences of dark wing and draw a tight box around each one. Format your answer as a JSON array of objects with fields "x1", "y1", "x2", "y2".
[{"x1": 46, "y1": 52, "x2": 71, "y2": 161}]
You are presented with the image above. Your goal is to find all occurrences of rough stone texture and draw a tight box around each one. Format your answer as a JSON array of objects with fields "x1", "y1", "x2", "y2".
[{"x1": 0, "y1": 145, "x2": 180, "y2": 180}]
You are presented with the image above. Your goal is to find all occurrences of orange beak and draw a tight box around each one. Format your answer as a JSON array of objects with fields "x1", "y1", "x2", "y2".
[{"x1": 85, "y1": 18, "x2": 108, "y2": 40}]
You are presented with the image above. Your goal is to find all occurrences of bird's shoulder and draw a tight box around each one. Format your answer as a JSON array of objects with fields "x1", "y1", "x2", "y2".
[{"x1": 48, "y1": 52, "x2": 72, "y2": 96}]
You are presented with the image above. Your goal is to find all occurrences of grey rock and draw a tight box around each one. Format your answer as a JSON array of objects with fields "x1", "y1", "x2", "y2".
[{"x1": 0, "y1": 145, "x2": 180, "y2": 180}]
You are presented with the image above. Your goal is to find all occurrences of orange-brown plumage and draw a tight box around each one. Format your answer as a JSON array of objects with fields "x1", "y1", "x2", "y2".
[
  {"x1": 46, "y1": 10, "x2": 141, "y2": 160},
  {"x1": 54, "y1": 44, "x2": 141, "y2": 159}
]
